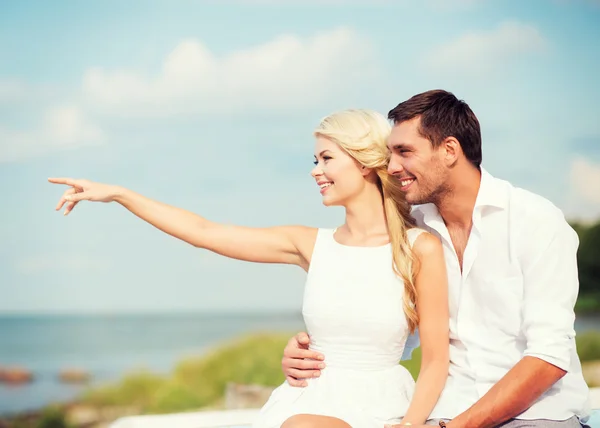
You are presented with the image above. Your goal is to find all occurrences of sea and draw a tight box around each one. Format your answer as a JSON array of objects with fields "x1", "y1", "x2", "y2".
[
  {"x1": 0, "y1": 312, "x2": 599, "y2": 416},
  {"x1": 0, "y1": 312, "x2": 306, "y2": 415}
]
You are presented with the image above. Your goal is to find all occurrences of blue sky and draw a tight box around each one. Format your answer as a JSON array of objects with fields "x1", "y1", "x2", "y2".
[{"x1": 1, "y1": 0, "x2": 599, "y2": 314}]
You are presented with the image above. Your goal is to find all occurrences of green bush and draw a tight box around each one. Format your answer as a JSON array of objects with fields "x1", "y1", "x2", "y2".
[
  {"x1": 79, "y1": 328, "x2": 600, "y2": 417},
  {"x1": 36, "y1": 406, "x2": 70, "y2": 428},
  {"x1": 575, "y1": 293, "x2": 600, "y2": 314},
  {"x1": 81, "y1": 333, "x2": 292, "y2": 414},
  {"x1": 81, "y1": 370, "x2": 167, "y2": 408},
  {"x1": 148, "y1": 380, "x2": 205, "y2": 413},
  {"x1": 5, "y1": 417, "x2": 35, "y2": 428},
  {"x1": 171, "y1": 333, "x2": 290, "y2": 408},
  {"x1": 576, "y1": 331, "x2": 600, "y2": 362},
  {"x1": 400, "y1": 347, "x2": 421, "y2": 379},
  {"x1": 79, "y1": 332, "x2": 428, "y2": 415},
  {"x1": 571, "y1": 220, "x2": 600, "y2": 299}
]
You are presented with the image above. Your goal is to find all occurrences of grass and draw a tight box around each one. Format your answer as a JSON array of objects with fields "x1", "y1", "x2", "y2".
[
  {"x1": 76, "y1": 331, "x2": 420, "y2": 415},
  {"x1": 79, "y1": 332, "x2": 291, "y2": 414},
  {"x1": 3, "y1": 406, "x2": 72, "y2": 428},
  {"x1": 400, "y1": 347, "x2": 421, "y2": 379},
  {"x1": 77, "y1": 331, "x2": 423, "y2": 415},
  {"x1": 74, "y1": 329, "x2": 598, "y2": 416},
  {"x1": 81, "y1": 370, "x2": 167, "y2": 409}
]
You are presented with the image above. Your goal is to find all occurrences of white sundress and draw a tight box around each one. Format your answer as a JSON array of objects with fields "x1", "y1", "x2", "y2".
[{"x1": 252, "y1": 227, "x2": 425, "y2": 428}]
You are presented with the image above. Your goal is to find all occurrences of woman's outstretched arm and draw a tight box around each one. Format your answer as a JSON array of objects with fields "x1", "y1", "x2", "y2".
[
  {"x1": 49, "y1": 177, "x2": 316, "y2": 268},
  {"x1": 396, "y1": 232, "x2": 450, "y2": 426}
]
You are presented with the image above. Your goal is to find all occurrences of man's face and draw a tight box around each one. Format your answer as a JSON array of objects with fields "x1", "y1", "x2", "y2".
[{"x1": 387, "y1": 117, "x2": 449, "y2": 205}]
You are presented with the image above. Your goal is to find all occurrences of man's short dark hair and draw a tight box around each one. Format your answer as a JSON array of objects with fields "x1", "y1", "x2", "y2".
[{"x1": 387, "y1": 90, "x2": 482, "y2": 168}]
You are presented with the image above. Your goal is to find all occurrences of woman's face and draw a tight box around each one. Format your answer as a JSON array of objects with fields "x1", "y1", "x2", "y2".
[{"x1": 311, "y1": 136, "x2": 367, "y2": 207}]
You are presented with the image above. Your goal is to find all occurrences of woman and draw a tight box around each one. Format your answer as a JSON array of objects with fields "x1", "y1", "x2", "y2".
[{"x1": 49, "y1": 109, "x2": 449, "y2": 428}]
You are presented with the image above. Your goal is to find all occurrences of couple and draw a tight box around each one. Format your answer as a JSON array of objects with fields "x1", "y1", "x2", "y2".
[{"x1": 49, "y1": 90, "x2": 591, "y2": 428}]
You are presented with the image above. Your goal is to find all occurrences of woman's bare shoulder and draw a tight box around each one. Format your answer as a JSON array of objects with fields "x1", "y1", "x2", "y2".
[{"x1": 408, "y1": 228, "x2": 442, "y2": 258}]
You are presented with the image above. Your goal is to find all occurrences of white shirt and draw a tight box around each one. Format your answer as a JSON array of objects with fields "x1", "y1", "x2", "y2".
[{"x1": 411, "y1": 169, "x2": 591, "y2": 423}]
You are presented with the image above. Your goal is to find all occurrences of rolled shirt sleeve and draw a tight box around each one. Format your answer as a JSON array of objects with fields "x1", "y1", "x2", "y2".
[{"x1": 520, "y1": 206, "x2": 579, "y2": 371}]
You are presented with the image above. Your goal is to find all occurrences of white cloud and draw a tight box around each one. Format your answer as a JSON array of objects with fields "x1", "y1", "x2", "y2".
[
  {"x1": 570, "y1": 157, "x2": 600, "y2": 206},
  {"x1": 0, "y1": 79, "x2": 61, "y2": 106},
  {"x1": 82, "y1": 27, "x2": 378, "y2": 117},
  {"x1": 44, "y1": 105, "x2": 102, "y2": 144},
  {"x1": 421, "y1": 21, "x2": 546, "y2": 76},
  {"x1": 0, "y1": 105, "x2": 103, "y2": 162},
  {"x1": 1, "y1": 27, "x2": 378, "y2": 162}
]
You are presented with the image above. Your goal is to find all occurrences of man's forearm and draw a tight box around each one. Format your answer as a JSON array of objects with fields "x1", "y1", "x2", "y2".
[{"x1": 447, "y1": 356, "x2": 566, "y2": 428}]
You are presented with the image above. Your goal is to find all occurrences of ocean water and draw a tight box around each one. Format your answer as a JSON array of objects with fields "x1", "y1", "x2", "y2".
[
  {"x1": 0, "y1": 312, "x2": 306, "y2": 415},
  {"x1": 0, "y1": 312, "x2": 598, "y2": 416}
]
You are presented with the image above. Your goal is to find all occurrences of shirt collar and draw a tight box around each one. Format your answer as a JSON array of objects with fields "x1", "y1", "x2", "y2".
[
  {"x1": 475, "y1": 167, "x2": 507, "y2": 210},
  {"x1": 412, "y1": 167, "x2": 507, "y2": 223}
]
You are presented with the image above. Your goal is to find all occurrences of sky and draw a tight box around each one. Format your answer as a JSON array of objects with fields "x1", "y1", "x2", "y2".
[{"x1": 1, "y1": 0, "x2": 599, "y2": 314}]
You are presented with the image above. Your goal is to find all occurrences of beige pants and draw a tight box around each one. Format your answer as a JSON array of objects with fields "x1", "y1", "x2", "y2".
[{"x1": 425, "y1": 416, "x2": 588, "y2": 427}]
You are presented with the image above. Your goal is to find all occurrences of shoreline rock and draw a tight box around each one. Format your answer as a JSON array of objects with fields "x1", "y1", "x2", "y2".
[
  {"x1": 59, "y1": 368, "x2": 91, "y2": 384},
  {"x1": 0, "y1": 367, "x2": 33, "y2": 385}
]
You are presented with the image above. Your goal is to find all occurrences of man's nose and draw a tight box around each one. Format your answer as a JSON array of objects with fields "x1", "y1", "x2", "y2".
[{"x1": 387, "y1": 154, "x2": 404, "y2": 175}]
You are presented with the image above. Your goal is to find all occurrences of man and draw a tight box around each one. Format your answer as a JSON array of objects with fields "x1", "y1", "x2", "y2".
[{"x1": 280, "y1": 90, "x2": 591, "y2": 427}]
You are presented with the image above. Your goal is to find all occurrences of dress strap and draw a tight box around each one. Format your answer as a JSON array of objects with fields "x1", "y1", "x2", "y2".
[{"x1": 307, "y1": 228, "x2": 336, "y2": 274}]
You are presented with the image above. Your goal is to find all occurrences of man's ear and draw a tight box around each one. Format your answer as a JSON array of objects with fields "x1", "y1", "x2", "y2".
[{"x1": 442, "y1": 136, "x2": 461, "y2": 167}]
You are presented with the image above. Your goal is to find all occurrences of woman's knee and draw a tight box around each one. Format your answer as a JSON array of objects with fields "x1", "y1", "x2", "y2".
[{"x1": 281, "y1": 414, "x2": 351, "y2": 428}]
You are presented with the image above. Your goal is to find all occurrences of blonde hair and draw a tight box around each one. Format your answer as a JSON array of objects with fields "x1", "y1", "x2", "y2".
[{"x1": 314, "y1": 109, "x2": 419, "y2": 333}]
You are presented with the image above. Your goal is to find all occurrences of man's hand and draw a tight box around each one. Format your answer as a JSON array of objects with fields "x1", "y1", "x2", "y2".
[
  {"x1": 282, "y1": 332, "x2": 325, "y2": 387},
  {"x1": 447, "y1": 356, "x2": 566, "y2": 428}
]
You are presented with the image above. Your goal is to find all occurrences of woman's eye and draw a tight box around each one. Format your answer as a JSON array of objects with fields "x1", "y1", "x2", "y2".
[{"x1": 314, "y1": 156, "x2": 332, "y2": 165}]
